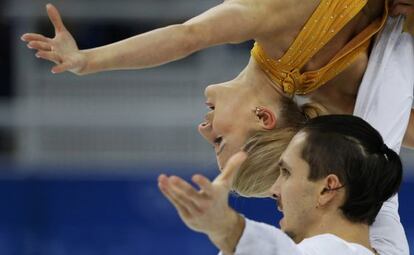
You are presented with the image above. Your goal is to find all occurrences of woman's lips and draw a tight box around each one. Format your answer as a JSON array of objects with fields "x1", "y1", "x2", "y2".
[{"x1": 198, "y1": 120, "x2": 223, "y2": 156}]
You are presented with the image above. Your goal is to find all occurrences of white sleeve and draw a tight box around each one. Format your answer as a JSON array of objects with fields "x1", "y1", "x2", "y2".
[
  {"x1": 218, "y1": 218, "x2": 305, "y2": 255},
  {"x1": 218, "y1": 219, "x2": 373, "y2": 255},
  {"x1": 369, "y1": 195, "x2": 409, "y2": 255},
  {"x1": 353, "y1": 16, "x2": 414, "y2": 255}
]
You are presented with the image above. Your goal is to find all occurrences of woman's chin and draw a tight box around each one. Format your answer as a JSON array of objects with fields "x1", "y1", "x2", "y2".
[
  {"x1": 216, "y1": 159, "x2": 224, "y2": 172},
  {"x1": 216, "y1": 155, "x2": 229, "y2": 172}
]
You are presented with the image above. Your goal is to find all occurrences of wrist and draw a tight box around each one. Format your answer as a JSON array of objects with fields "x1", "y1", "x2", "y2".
[
  {"x1": 208, "y1": 209, "x2": 245, "y2": 255},
  {"x1": 77, "y1": 49, "x2": 93, "y2": 75}
]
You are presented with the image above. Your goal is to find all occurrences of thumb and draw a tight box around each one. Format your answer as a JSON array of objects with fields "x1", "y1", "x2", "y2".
[
  {"x1": 46, "y1": 3, "x2": 67, "y2": 33},
  {"x1": 214, "y1": 151, "x2": 247, "y2": 190}
]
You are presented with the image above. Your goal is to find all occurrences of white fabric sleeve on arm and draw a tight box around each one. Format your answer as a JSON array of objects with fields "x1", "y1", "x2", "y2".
[
  {"x1": 369, "y1": 195, "x2": 409, "y2": 255},
  {"x1": 217, "y1": 218, "x2": 304, "y2": 255},
  {"x1": 353, "y1": 16, "x2": 413, "y2": 255}
]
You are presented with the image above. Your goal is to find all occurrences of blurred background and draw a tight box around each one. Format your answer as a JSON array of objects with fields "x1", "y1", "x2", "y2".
[{"x1": 1, "y1": 0, "x2": 413, "y2": 254}]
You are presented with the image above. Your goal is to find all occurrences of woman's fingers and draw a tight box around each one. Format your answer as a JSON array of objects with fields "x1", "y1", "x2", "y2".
[
  {"x1": 391, "y1": 1, "x2": 414, "y2": 16},
  {"x1": 21, "y1": 33, "x2": 51, "y2": 43},
  {"x1": 393, "y1": 0, "x2": 413, "y2": 5},
  {"x1": 52, "y1": 62, "x2": 73, "y2": 74},
  {"x1": 392, "y1": 5, "x2": 414, "y2": 16},
  {"x1": 36, "y1": 50, "x2": 61, "y2": 64},
  {"x1": 28, "y1": 41, "x2": 52, "y2": 51},
  {"x1": 46, "y1": 3, "x2": 67, "y2": 33}
]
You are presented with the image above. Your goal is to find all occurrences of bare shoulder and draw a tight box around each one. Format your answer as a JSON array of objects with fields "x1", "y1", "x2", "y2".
[{"x1": 237, "y1": 0, "x2": 320, "y2": 38}]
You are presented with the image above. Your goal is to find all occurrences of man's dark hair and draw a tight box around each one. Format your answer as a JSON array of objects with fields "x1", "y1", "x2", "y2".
[{"x1": 300, "y1": 115, "x2": 402, "y2": 225}]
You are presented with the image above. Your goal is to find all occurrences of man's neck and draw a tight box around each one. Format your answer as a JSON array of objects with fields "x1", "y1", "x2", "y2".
[{"x1": 305, "y1": 213, "x2": 373, "y2": 252}]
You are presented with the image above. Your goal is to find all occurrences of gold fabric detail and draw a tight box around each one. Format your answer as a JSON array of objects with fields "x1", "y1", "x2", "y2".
[{"x1": 251, "y1": 0, "x2": 389, "y2": 96}]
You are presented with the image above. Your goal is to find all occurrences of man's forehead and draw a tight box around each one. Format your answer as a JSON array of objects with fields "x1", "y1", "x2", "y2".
[
  {"x1": 279, "y1": 132, "x2": 308, "y2": 170},
  {"x1": 283, "y1": 132, "x2": 307, "y2": 157}
]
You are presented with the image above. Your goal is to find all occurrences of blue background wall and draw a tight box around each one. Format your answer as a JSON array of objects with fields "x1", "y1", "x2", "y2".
[{"x1": 0, "y1": 166, "x2": 412, "y2": 255}]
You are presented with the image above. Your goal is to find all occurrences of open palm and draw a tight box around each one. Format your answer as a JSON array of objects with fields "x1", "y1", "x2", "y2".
[{"x1": 21, "y1": 4, "x2": 86, "y2": 74}]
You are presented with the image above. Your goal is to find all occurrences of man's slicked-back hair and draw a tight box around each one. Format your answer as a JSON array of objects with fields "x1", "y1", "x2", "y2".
[{"x1": 300, "y1": 115, "x2": 402, "y2": 225}]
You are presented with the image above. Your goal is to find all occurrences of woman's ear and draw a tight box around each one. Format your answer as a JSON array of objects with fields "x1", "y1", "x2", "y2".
[{"x1": 255, "y1": 107, "x2": 277, "y2": 130}]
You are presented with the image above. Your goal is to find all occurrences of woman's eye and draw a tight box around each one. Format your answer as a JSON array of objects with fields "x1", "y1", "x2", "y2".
[{"x1": 209, "y1": 106, "x2": 215, "y2": 110}]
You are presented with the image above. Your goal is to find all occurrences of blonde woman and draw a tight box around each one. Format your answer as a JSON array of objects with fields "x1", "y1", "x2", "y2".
[{"x1": 21, "y1": 1, "x2": 414, "y2": 169}]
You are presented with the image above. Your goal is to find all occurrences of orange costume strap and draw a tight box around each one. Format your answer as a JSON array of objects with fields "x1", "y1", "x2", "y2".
[{"x1": 251, "y1": 0, "x2": 389, "y2": 96}]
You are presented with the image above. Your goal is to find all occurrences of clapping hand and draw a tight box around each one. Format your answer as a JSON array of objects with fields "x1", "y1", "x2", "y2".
[{"x1": 158, "y1": 152, "x2": 247, "y2": 253}]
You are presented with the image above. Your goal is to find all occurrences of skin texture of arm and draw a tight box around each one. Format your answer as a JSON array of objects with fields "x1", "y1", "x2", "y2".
[
  {"x1": 21, "y1": 0, "x2": 285, "y2": 75},
  {"x1": 82, "y1": 0, "x2": 267, "y2": 74}
]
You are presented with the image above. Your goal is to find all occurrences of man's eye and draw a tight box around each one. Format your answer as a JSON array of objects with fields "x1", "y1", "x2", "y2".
[
  {"x1": 280, "y1": 168, "x2": 290, "y2": 177},
  {"x1": 209, "y1": 106, "x2": 215, "y2": 110}
]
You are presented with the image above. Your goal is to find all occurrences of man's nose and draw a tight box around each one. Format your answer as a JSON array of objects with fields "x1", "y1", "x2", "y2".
[{"x1": 269, "y1": 175, "x2": 282, "y2": 199}]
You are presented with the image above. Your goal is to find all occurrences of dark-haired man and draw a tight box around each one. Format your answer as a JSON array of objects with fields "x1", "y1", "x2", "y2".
[{"x1": 158, "y1": 115, "x2": 402, "y2": 255}]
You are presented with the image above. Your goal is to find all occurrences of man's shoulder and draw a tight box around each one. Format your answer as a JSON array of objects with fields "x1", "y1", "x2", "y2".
[{"x1": 298, "y1": 234, "x2": 374, "y2": 255}]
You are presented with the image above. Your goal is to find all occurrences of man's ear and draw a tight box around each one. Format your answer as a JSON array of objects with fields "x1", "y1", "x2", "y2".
[
  {"x1": 255, "y1": 107, "x2": 277, "y2": 130},
  {"x1": 318, "y1": 174, "x2": 344, "y2": 207}
]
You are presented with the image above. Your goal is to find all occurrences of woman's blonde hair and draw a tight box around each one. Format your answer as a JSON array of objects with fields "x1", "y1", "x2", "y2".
[{"x1": 232, "y1": 100, "x2": 326, "y2": 197}]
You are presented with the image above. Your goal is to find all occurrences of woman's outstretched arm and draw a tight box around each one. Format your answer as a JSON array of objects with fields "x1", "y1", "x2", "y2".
[{"x1": 21, "y1": 1, "x2": 272, "y2": 75}]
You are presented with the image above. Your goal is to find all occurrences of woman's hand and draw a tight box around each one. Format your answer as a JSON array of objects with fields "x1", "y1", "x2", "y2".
[
  {"x1": 158, "y1": 151, "x2": 247, "y2": 253},
  {"x1": 390, "y1": 0, "x2": 414, "y2": 17},
  {"x1": 21, "y1": 4, "x2": 87, "y2": 75}
]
